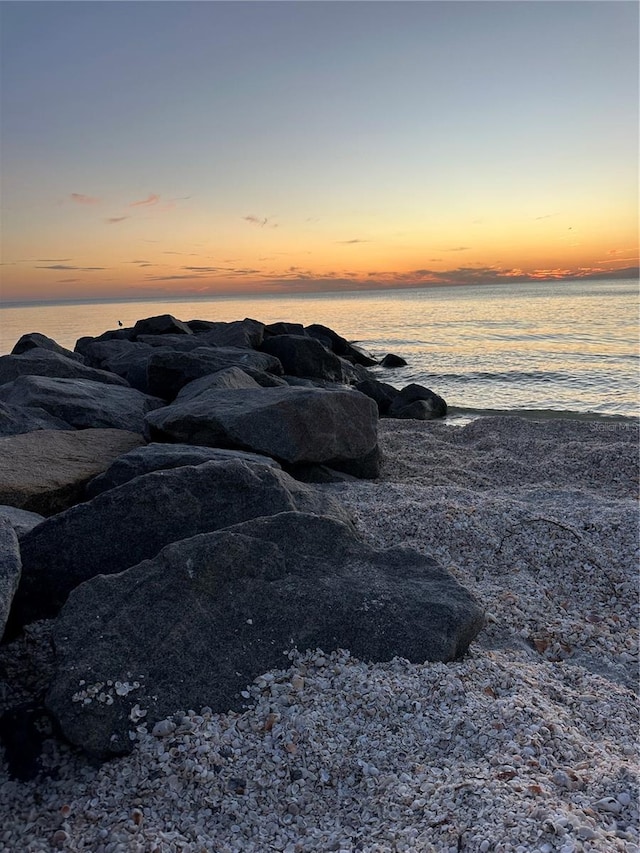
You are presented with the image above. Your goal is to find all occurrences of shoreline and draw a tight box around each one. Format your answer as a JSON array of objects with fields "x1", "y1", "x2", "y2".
[{"x1": 1, "y1": 416, "x2": 637, "y2": 853}]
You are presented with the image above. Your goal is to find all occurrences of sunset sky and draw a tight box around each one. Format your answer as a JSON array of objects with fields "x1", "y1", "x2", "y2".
[{"x1": 1, "y1": 1, "x2": 638, "y2": 304}]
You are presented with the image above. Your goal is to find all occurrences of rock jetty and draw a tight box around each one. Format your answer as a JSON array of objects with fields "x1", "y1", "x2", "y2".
[{"x1": 0, "y1": 314, "x2": 473, "y2": 762}]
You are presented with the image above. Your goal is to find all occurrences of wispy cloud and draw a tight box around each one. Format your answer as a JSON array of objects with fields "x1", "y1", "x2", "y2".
[
  {"x1": 335, "y1": 239, "x2": 371, "y2": 244},
  {"x1": 243, "y1": 215, "x2": 278, "y2": 228},
  {"x1": 443, "y1": 246, "x2": 470, "y2": 252},
  {"x1": 36, "y1": 257, "x2": 72, "y2": 262},
  {"x1": 70, "y1": 193, "x2": 99, "y2": 205},
  {"x1": 130, "y1": 193, "x2": 160, "y2": 207},
  {"x1": 106, "y1": 216, "x2": 129, "y2": 224},
  {"x1": 534, "y1": 214, "x2": 556, "y2": 221},
  {"x1": 35, "y1": 264, "x2": 106, "y2": 271}
]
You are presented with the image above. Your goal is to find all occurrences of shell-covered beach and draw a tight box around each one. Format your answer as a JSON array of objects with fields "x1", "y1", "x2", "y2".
[{"x1": 1, "y1": 416, "x2": 637, "y2": 853}]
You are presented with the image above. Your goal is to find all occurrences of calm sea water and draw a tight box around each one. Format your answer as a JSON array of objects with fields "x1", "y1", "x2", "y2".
[{"x1": 1, "y1": 279, "x2": 638, "y2": 422}]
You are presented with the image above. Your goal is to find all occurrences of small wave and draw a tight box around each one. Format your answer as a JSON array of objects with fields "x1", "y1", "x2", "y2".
[{"x1": 447, "y1": 406, "x2": 640, "y2": 424}]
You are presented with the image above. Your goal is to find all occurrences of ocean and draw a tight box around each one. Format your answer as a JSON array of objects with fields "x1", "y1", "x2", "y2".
[{"x1": 1, "y1": 278, "x2": 638, "y2": 423}]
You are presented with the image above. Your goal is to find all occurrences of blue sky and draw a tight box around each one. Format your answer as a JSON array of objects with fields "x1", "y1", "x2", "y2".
[{"x1": 1, "y1": 1, "x2": 638, "y2": 302}]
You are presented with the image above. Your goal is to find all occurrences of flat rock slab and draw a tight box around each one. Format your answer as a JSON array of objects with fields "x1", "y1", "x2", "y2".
[
  {"x1": 0, "y1": 376, "x2": 165, "y2": 432},
  {"x1": 46, "y1": 511, "x2": 485, "y2": 757},
  {"x1": 0, "y1": 350, "x2": 130, "y2": 388},
  {"x1": 0, "y1": 429, "x2": 144, "y2": 516},
  {"x1": 12, "y1": 460, "x2": 353, "y2": 630},
  {"x1": 86, "y1": 442, "x2": 280, "y2": 498},
  {"x1": 145, "y1": 386, "x2": 379, "y2": 477}
]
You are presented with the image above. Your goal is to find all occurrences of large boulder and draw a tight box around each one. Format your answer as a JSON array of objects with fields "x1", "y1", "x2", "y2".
[
  {"x1": 388, "y1": 383, "x2": 448, "y2": 420},
  {"x1": 0, "y1": 429, "x2": 144, "y2": 516},
  {"x1": 146, "y1": 347, "x2": 283, "y2": 400},
  {"x1": 0, "y1": 376, "x2": 165, "y2": 432},
  {"x1": 46, "y1": 512, "x2": 485, "y2": 757},
  {"x1": 0, "y1": 401, "x2": 70, "y2": 436},
  {"x1": 145, "y1": 386, "x2": 380, "y2": 477},
  {"x1": 132, "y1": 314, "x2": 193, "y2": 337},
  {"x1": 195, "y1": 319, "x2": 265, "y2": 349},
  {"x1": 175, "y1": 367, "x2": 261, "y2": 402},
  {"x1": 0, "y1": 350, "x2": 130, "y2": 388},
  {"x1": 260, "y1": 334, "x2": 344, "y2": 382},
  {"x1": 380, "y1": 353, "x2": 408, "y2": 368},
  {"x1": 12, "y1": 460, "x2": 352, "y2": 630},
  {"x1": 86, "y1": 442, "x2": 280, "y2": 498},
  {"x1": 305, "y1": 324, "x2": 378, "y2": 366},
  {"x1": 11, "y1": 332, "x2": 84, "y2": 362},
  {"x1": 0, "y1": 521, "x2": 21, "y2": 641}
]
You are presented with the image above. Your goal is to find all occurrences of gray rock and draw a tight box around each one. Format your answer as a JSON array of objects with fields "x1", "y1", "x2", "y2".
[
  {"x1": 11, "y1": 332, "x2": 84, "y2": 362},
  {"x1": 0, "y1": 428, "x2": 145, "y2": 516},
  {"x1": 0, "y1": 521, "x2": 20, "y2": 641},
  {"x1": 305, "y1": 324, "x2": 378, "y2": 366},
  {"x1": 264, "y1": 322, "x2": 306, "y2": 337},
  {"x1": 145, "y1": 386, "x2": 379, "y2": 477},
  {"x1": 175, "y1": 367, "x2": 261, "y2": 402},
  {"x1": 380, "y1": 353, "x2": 408, "y2": 368},
  {"x1": 0, "y1": 376, "x2": 165, "y2": 432},
  {"x1": 74, "y1": 329, "x2": 136, "y2": 362},
  {"x1": 388, "y1": 383, "x2": 447, "y2": 420},
  {"x1": 355, "y1": 378, "x2": 400, "y2": 416},
  {"x1": 86, "y1": 442, "x2": 280, "y2": 498},
  {"x1": 46, "y1": 511, "x2": 484, "y2": 757},
  {"x1": 132, "y1": 314, "x2": 193, "y2": 337},
  {"x1": 195, "y1": 319, "x2": 265, "y2": 349},
  {"x1": 0, "y1": 401, "x2": 71, "y2": 436},
  {"x1": 260, "y1": 335, "x2": 344, "y2": 382},
  {"x1": 146, "y1": 347, "x2": 283, "y2": 400},
  {"x1": 0, "y1": 506, "x2": 44, "y2": 536},
  {"x1": 0, "y1": 350, "x2": 130, "y2": 388},
  {"x1": 13, "y1": 460, "x2": 352, "y2": 629}
]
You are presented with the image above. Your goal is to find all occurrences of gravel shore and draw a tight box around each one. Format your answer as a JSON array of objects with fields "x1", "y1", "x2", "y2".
[{"x1": 0, "y1": 416, "x2": 638, "y2": 853}]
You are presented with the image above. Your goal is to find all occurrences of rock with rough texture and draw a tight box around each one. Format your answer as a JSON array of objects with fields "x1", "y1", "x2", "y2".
[
  {"x1": 0, "y1": 429, "x2": 144, "y2": 516},
  {"x1": 355, "y1": 378, "x2": 400, "y2": 415},
  {"x1": 12, "y1": 460, "x2": 352, "y2": 630},
  {"x1": 46, "y1": 511, "x2": 484, "y2": 757},
  {"x1": 132, "y1": 314, "x2": 193, "y2": 338},
  {"x1": 0, "y1": 350, "x2": 130, "y2": 388},
  {"x1": 0, "y1": 506, "x2": 44, "y2": 536},
  {"x1": 196, "y1": 319, "x2": 265, "y2": 349},
  {"x1": 145, "y1": 386, "x2": 379, "y2": 477},
  {"x1": 146, "y1": 347, "x2": 283, "y2": 400},
  {"x1": 11, "y1": 332, "x2": 84, "y2": 362},
  {"x1": 0, "y1": 401, "x2": 71, "y2": 436},
  {"x1": 264, "y1": 322, "x2": 306, "y2": 337},
  {"x1": 175, "y1": 367, "x2": 261, "y2": 402},
  {"x1": 388, "y1": 383, "x2": 448, "y2": 420},
  {"x1": 380, "y1": 353, "x2": 408, "y2": 368},
  {"x1": 76, "y1": 339, "x2": 151, "y2": 371},
  {"x1": 0, "y1": 376, "x2": 165, "y2": 432},
  {"x1": 86, "y1": 442, "x2": 280, "y2": 498},
  {"x1": 0, "y1": 521, "x2": 21, "y2": 641},
  {"x1": 305, "y1": 324, "x2": 378, "y2": 366},
  {"x1": 260, "y1": 335, "x2": 344, "y2": 382}
]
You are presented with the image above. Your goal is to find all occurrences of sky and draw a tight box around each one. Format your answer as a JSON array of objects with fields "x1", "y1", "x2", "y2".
[{"x1": 1, "y1": 1, "x2": 638, "y2": 304}]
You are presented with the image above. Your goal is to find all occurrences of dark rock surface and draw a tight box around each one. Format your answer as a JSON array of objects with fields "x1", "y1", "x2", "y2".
[
  {"x1": 0, "y1": 376, "x2": 164, "y2": 432},
  {"x1": 0, "y1": 350, "x2": 130, "y2": 388},
  {"x1": 0, "y1": 428, "x2": 145, "y2": 516},
  {"x1": 380, "y1": 353, "x2": 408, "y2": 368},
  {"x1": 12, "y1": 460, "x2": 352, "y2": 629},
  {"x1": 0, "y1": 521, "x2": 21, "y2": 640},
  {"x1": 355, "y1": 378, "x2": 400, "y2": 416},
  {"x1": 195, "y1": 318, "x2": 265, "y2": 349},
  {"x1": 145, "y1": 386, "x2": 379, "y2": 476},
  {"x1": 46, "y1": 512, "x2": 485, "y2": 757},
  {"x1": 175, "y1": 367, "x2": 261, "y2": 401},
  {"x1": 11, "y1": 332, "x2": 84, "y2": 363},
  {"x1": 132, "y1": 314, "x2": 193, "y2": 337},
  {"x1": 388, "y1": 383, "x2": 447, "y2": 420},
  {"x1": 0, "y1": 401, "x2": 71, "y2": 436},
  {"x1": 260, "y1": 335, "x2": 344, "y2": 382},
  {"x1": 305, "y1": 324, "x2": 378, "y2": 366},
  {"x1": 86, "y1": 442, "x2": 280, "y2": 498},
  {"x1": 146, "y1": 347, "x2": 283, "y2": 400}
]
